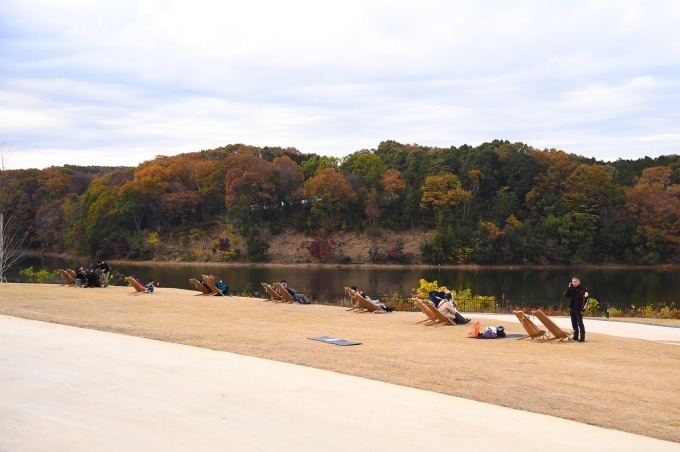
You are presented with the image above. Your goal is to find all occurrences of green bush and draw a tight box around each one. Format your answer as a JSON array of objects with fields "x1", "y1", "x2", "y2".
[
  {"x1": 584, "y1": 297, "x2": 599, "y2": 316},
  {"x1": 416, "y1": 279, "x2": 495, "y2": 311},
  {"x1": 20, "y1": 266, "x2": 59, "y2": 284}
]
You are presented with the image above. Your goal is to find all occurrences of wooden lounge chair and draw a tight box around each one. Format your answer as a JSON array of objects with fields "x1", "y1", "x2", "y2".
[
  {"x1": 261, "y1": 282, "x2": 284, "y2": 302},
  {"x1": 190, "y1": 278, "x2": 212, "y2": 295},
  {"x1": 533, "y1": 309, "x2": 575, "y2": 342},
  {"x1": 426, "y1": 300, "x2": 456, "y2": 326},
  {"x1": 59, "y1": 269, "x2": 76, "y2": 286},
  {"x1": 201, "y1": 274, "x2": 225, "y2": 296},
  {"x1": 411, "y1": 297, "x2": 435, "y2": 324},
  {"x1": 352, "y1": 291, "x2": 387, "y2": 314},
  {"x1": 513, "y1": 311, "x2": 550, "y2": 341},
  {"x1": 66, "y1": 269, "x2": 78, "y2": 284},
  {"x1": 273, "y1": 282, "x2": 296, "y2": 303},
  {"x1": 412, "y1": 297, "x2": 454, "y2": 325},
  {"x1": 345, "y1": 287, "x2": 360, "y2": 311},
  {"x1": 125, "y1": 276, "x2": 148, "y2": 295}
]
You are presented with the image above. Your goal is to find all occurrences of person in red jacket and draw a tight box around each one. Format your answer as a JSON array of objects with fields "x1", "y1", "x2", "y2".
[{"x1": 564, "y1": 276, "x2": 589, "y2": 342}]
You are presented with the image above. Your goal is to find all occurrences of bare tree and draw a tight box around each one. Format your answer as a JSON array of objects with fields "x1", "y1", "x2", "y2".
[{"x1": 0, "y1": 143, "x2": 28, "y2": 282}]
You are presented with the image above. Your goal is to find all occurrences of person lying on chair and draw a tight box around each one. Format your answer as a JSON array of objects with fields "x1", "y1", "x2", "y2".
[
  {"x1": 280, "y1": 280, "x2": 309, "y2": 304},
  {"x1": 350, "y1": 286, "x2": 393, "y2": 312}
]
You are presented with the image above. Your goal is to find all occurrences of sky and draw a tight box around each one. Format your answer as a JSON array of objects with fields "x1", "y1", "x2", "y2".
[{"x1": 1, "y1": 0, "x2": 679, "y2": 170}]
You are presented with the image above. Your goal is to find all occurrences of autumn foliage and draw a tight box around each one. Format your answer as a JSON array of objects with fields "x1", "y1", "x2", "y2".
[{"x1": 2, "y1": 140, "x2": 678, "y2": 265}]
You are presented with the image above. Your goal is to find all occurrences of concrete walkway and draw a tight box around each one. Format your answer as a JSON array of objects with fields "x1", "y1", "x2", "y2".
[{"x1": 2, "y1": 316, "x2": 678, "y2": 451}]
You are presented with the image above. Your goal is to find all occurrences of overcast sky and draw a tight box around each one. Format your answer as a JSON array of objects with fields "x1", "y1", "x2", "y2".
[{"x1": 1, "y1": 0, "x2": 679, "y2": 169}]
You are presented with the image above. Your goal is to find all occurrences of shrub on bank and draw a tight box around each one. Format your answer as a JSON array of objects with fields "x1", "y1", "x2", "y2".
[{"x1": 20, "y1": 266, "x2": 58, "y2": 284}]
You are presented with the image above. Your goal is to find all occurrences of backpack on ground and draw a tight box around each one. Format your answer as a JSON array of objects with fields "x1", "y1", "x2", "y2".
[
  {"x1": 467, "y1": 321, "x2": 481, "y2": 338},
  {"x1": 496, "y1": 325, "x2": 506, "y2": 338},
  {"x1": 483, "y1": 326, "x2": 497, "y2": 339}
]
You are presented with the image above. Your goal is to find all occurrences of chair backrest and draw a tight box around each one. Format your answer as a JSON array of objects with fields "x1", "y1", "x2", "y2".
[
  {"x1": 428, "y1": 302, "x2": 455, "y2": 325},
  {"x1": 533, "y1": 309, "x2": 569, "y2": 339},
  {"x1": 190, "y1": 278, "x2": 212, "y2": 294},
  {"x1": 344, "y1": 287, "x2": 362, "y2": 311},
  {"x1": 273, "y1": 282, "x2": 296, "y2": 303},
  {"x1": 262, "y1": 283, "x2": 283, "y2": 301},
  {"x1": 513, "y1": 310, "x2": 526, "y2": 323},
  {"x1": 514, "y1": 311, "x2": 548, "y2": 339},
  {"x1": 201, "y1": 275, "x2": 224, "y2": 296},
  {"x1": 125, "y1": 276, "x2": 146, "y2": 293},
  {"x1": 412, "y1": 297, "x2": 437, "y2": 322},
  {"x1": 413, "y1": 298, "x2": 452, "y2": 325},
  {"x1": 352, "y1": 292, "x2": 384, "y2": 313},
  {"x1": 59, "y1": 269, "x2": 75, "y2": 285}
]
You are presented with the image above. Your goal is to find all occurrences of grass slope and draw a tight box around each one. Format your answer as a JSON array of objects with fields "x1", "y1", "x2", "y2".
[{"x1": 1, "y1": 283, "x2": 678, "y2": 443}]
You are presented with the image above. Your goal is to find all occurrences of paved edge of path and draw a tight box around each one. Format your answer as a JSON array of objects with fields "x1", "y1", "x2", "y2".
[{"x1": 1, "y1": 315, "x2": 678, "y2": 451}]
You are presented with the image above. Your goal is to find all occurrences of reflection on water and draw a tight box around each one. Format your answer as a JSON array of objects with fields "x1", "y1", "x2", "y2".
[{"x1": 7, "y1": 256, "x2": 680, "y2": 308}]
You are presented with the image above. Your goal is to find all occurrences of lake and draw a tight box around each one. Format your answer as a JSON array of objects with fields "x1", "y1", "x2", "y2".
[{"x1": 7, "y1": 256, "x2": 679, "y2": 310}]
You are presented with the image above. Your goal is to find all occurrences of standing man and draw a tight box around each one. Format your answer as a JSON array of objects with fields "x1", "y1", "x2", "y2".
[
  {"x1": 564, "y1": 276, "x2": 589, "y2": 342},
  {"x1": 97, "y1": 260, "x2": 111, "y2": 287}
]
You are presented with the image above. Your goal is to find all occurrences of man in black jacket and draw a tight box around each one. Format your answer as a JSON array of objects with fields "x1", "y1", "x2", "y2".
[
  {"x1": 564, "y1": 276, "x2": 589, "y2": 342},
  {"x1": 97, "y1": 260, "x2": 111, "y2": 287}
]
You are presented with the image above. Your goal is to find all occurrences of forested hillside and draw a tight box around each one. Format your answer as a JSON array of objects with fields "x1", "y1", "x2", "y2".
[{"x1": 3, "y1": 140, "x2": 679, "y2": 265}]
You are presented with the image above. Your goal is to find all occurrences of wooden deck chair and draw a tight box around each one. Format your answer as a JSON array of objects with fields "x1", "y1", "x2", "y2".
[
  {"x1": 261, "y1": 282, "x2": 284, "y2": 302},
  {"x1": 66, "y1": 269, "x2": 78, "y2": 284},
  {"x1": 125, "y1": 276, "x2": 148, "y2": 295},
  {"x1": 201, "y1": 274, "x2": 225, "y2": 296},
  {"x1": 426, "y1": 300, "x2": 456, "y2": 325},
  {"x1": 533, "y1": 309, "x2": 575, "y2": 342},
  {"x1": 352, "y1": 292, "x2": 386, "y2": 314},
  {"x1": 345, "y1": 287, "x2": 360, "y2": 311},
  {"x1": 412, "y1": 297, "x2": 437, "y2": 324},
  {"x1": 412, "y1": 298, "x2": 454, "y2": 325},
  {"x1": 190, "y1": 278, "x2": 212, "y2": 295},
  {"x1": 513, "y1": 311, "x2": 550, "y2": 341},
  {"x1": 273, "y1": 282, "x2": 296, "y2": 303},
  {"x1": 59, "y1": 269, "x2": 76, "y2": 286}
]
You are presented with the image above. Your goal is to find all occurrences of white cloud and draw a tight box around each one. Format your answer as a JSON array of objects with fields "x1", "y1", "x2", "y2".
[{"x1": 1, "y1": 0, "x2": 679, "y2": 169}]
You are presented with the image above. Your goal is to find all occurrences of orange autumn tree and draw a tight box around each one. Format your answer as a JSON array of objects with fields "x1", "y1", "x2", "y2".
[
  {"x1": 382, "y1": 169, "x2": 406, "y2": 198},
  {"x1": 303, "y1": 168, "x2": 356, "y2": 230},
  {"x1": 626, "y1": 166, "x2": 680, "y2": 263},
  {"x1": 420, "y1": 172, "x2": 471, "y2": 222},
  {"x1": 224, "y1": 154, "x2": 278, "y2": 209}
]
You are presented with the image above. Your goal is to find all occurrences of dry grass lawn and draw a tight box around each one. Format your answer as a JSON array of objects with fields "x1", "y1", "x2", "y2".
[{"x1": 1, "y1": 283, "x2": 679, "y2": 443}]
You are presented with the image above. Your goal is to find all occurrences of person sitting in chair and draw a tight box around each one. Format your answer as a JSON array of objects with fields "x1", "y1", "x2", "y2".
[
  {"x1": 438, "y1": 291, "x2": 471, "y2": 324},
  {"x1": 215, "y1": 279, "x2": 229, "y2": 295},
  {"x1": 75, "y1": 266, "x2": 85, "y2": 288},
  {"x1": 350, "y1": 286, "x2": 393, "y2": 312},
  {"x1": 145, "y1": 279, "x2": 159, "y2": 293},
  {"x1": 428, "y1": 288, "x2": 447, "y2": 308},
  {"x1": 280, "y1": 280, "x2": 309, "y2": 304}
]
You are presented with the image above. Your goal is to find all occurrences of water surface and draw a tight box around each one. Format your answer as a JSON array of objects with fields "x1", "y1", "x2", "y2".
[{"x1": 10, "y1": 257, "x2": 679, "y2": 310}]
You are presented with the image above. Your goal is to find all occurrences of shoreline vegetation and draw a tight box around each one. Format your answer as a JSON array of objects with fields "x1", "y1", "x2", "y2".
[
  {"x1": 25, "y1": 251, "x2": 680, "y2": 270},
  {"x1": 1, "y1": 283, "x2": 678, "y2": 444},
  {"x1": 2, "y1": 142, "x2": 679, "y2": 272}
]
